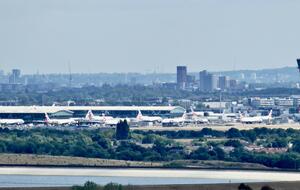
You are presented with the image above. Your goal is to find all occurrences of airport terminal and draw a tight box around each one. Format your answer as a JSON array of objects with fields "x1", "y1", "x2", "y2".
[{"x1": 0, "y1": 106, "x2": 186, "y2": 122}]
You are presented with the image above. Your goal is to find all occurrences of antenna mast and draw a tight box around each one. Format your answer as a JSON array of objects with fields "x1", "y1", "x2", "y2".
[{"x1": 68, "y1": 61, "x2": 72, "y2": 88}]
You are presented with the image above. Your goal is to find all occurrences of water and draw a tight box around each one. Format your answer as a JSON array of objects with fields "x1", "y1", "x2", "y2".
[
  {"x1": 0, "y1": 167, "x2": 299, "y2": 187},
  {"x1": 0, "y1": 175, "x2": 258, "y2": 187}
]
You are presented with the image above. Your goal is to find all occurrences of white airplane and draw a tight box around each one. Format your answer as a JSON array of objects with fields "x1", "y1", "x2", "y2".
[
  {"x1": 45, "y1": 113, "x2": 77, "y2": 125},
  {"x1": 186, "y1": 108, "x2": 208, "y2": 124},
  {"x1": 83, "y1": 110, "x2": 114, "y2": 124},
  {"x1": 190, "y1": 108, "x2": 205, "y2": 117},
  {"x1": 84, "y1": 110, "x2": 130, "y2": 127},
  {"x1": 136, "y1": 110, "x2": 162, "y2": 123},
  {"x1": 162, "y1": 112, "x2": 187, "y2": 127},
  {"x1": 0, "y1": 119, "x2": 25, "y2": 125},
  {"x1": 239, "y1": 110, "x2": 273, "y2": 124}
]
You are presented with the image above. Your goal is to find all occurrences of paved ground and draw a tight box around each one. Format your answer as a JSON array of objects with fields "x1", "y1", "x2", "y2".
[
  {"x1": 132, "y1": 123, "x2": 300, "y2": 131},
  {"x1": 1, "y1": 181, "x2": 300, "y2": 190}
]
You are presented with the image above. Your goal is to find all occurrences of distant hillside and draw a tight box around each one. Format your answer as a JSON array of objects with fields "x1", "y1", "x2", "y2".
[
  {"x1": 23, "y1": 67, "x2": 299, "y2": 86},
  {"x1": 215, "y1": 66, "x2": 299, "y2": 83}
]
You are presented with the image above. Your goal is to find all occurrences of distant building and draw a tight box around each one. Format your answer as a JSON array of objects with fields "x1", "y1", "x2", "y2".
[
  {"x1": 199, "y1": 70, "x2": 217, "y2": 92},
  {"x1": 274, "y1": 98, "x2": 293, "y2": 107},
  {"x1": 229, "y1": 79, "x2": 238, "y2": 89},
  {"x1": 240, "y1": 73, "x2": 245, "y2": 80},
  {"x1": 9, "y1": 69, "x2": 21, "y2": 84},
  {"x1": 291, "y1": 95, "x2": 300, "y2": 107},
  {"x1": 0, "y1": 106, "x2": 186, "y2": 122},
  {"x1": 177, "y1": 66, "x2": 187, "y2": 89},
  {"x1": 186, "y1": 75, "x2": 195, "y2": 84},
  {"x1": 218, "y1": 76, "x2": 229, "y2": 90},
  {"x1": 251, "y1": 97, "x2": 275, "y2": 108},
  {"x1": 251, "y1": 72, "x2": 257, "y2": 81},
  {"x1": 161, "y1": 82, "x2": 177, "y2": 89}
]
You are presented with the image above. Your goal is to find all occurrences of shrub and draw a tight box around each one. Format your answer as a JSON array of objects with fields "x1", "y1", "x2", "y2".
[{"x1": 238, "y1": 183, "x2": 253, "y2": 190}]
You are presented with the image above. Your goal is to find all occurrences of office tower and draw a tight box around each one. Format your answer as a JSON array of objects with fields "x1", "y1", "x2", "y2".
[
  {"x1": 229, "y1": 79, "x2": 238, "y2": 89},
  {"x1": 199, "y1": 70, "x2": 208, "y2": 91},
  {"x1": 218, "y1": 76, "x2": 229, "y2": 90},
  {"x1": 9, "y1": 69, "x2": 21, "y2": 84},
  {"x1": 186, "y1": 75, "x2": 196, "y2": 87},
  {"x1": 177, "y1": 66, "x2": 187, "y2": 89},
  {"x1": 199, "y1": 70, "x2": 217, "y2": 91},
  {"x1": 208, "y1": 73, "x2": 218, "y2": 91}
]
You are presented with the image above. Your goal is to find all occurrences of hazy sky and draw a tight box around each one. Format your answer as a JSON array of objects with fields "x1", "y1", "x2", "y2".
[{"x1": 1, "y1": 0, "x2": 300, "y2": 74}]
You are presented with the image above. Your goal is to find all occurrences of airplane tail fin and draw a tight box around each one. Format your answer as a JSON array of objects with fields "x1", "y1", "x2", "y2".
[
  {"x1": 137, "y1": 110, "x2": 143, "y2": 120},
  {"x1": 190, "y1": 107, "x2": 196, "y2": 116},
  {"x1": 239, "y1": 111, "x2": 244, "y2": 119},
  {"x1": 100, "y1": 113, "x2": 106, "y2": 122},
  {"x1": 268, "y1": 110, "x2": 273, "y2": 119},
  {"x1": 182, "y1": 111, "x2": 187, "y2": 119},
  {"x1": 85, "y1": 110, "x2": 94, "y2": 120},
  {"x1": 45, "y1": 113, "x2": 50, "y2": 123},
  {"x1": 190, "y1": 107, "x2": 194, "y2": 112}
]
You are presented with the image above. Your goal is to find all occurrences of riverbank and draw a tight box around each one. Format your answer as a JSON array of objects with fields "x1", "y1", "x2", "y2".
[
  {"x1": 0, "y1": 181, "x2": 300, "y2": 190},
  {"x1": 0, "y1": 154, "x2": 271, "y2": 170}
]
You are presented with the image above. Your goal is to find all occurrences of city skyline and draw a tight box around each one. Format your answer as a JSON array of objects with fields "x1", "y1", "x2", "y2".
[
  {"x1": 1, "y1": 0, "x2": 300, "y2": 74},
  {"x1": 0, "y1": 65, "x2": 297, "y2": 75}
]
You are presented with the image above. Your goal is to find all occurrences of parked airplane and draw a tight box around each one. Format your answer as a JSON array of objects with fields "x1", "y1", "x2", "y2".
[
  {"x1": 81, "y1": 110, "x2": 130, "y2": 127},
  {"x1": 190, "y1": 108, "x2": 205, "y2": 117},
  {"x1": 193, "y1": 117, "x2": 209, "y2": 124},
  {"x1": 162, "y1": 112, "x2": 187, "y2": 127},
  {"x1": 45, "y1": 113, "x2": 77, "y2": 125},
  {"x1": 239, "y1": 110, "x2": 273, "y2": 124},
  {"x1": 186, "y1": 108, "x2": 208, "y2": 124},
  {"x1": 0, "y1": 119, "x2": 25, "y2": 125},
  {"x1": 83, "y1": 110, "x2": 114, "y2": 124},
  {"x1": 136, "y1": 110, "x2": 162, "y2": 123}
]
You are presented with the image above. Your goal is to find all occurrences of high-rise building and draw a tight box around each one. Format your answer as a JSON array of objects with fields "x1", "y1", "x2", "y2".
[
  {"x1": 9, "y1": 69, "x2": 21, "y2": 84},
  {"x1": 208, "y1": 73, "x2": 218, "y2": 91},
  {"x1": 199, "y1": 70, "x2": 217, "y2": 91},
  {"x1": 297, "y1": 59, "x2": 300, "y2": 73},
  {"x1": 186, "y1": 75, "x2": 196, "y2": 87},
  {"x1": 218, "y1": 76, "x2": 229, "y2": 90},
  {"x1": 199, "y1": 70, "x2": 208, "y2": 91},
  {"x1": 177, "y1": 66, "x2": 187, "y2": 89},
  {"x1": 229, "y1": 79, "x2": 238, "y2": 89}
]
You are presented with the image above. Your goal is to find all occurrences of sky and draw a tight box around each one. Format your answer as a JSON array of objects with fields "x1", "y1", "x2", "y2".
[{"x1": 0, "y1": 0, "x2": 300, "y2": 74}]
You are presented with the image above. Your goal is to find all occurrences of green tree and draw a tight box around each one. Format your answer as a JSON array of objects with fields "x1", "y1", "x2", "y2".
[
  {"x1": 83, "y1": 181, "x2": 98, "y2": 190},
  {"x1": 261, "y1": 186, "x2": 275, "y2": 190},
  {"x1": 224, "y1": 140, "x2": 242, "y2": 148},
  {"x1": 238, "y1": 183, "x2": 253, "y2": 190},
  {"x1": 104, "y1": 183, "x2": 123, "y2": 190},
  {"x1": 292, "y1": 139, "x2": 300, "y2": 153},
  {"x1": 226, "y1": 128, "x2": 242, "y2": 138},
  {"x1": 116, "y1": 120, "x2": 130, "y2": 140}
]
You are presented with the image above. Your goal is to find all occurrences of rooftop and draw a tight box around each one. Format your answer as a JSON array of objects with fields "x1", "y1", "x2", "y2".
[{"x1": 0, "y1": 106, "x2": 185, "y2": 114}]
